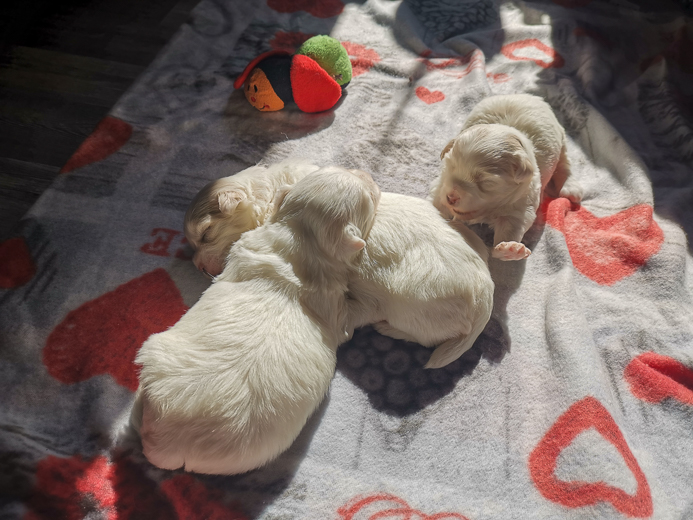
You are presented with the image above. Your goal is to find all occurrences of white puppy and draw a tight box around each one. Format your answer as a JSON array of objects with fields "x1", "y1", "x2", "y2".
[
  {"x1": 135, "y1": 166, "x2": 380, "y2": 475},
  {"x1": 184, "y1": 158, "x2": 320, "y2": 276},
  {"x1": 347, "y1": 193, "x2": 494, "y2": 369},
  {"x1": 430, "y1": 94, "x2": 583, "y2": 261}
]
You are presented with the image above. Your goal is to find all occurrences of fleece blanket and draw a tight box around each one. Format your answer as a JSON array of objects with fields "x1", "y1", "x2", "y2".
[{"x1": 2, "y1": 0, "x2": 693, "y2": 518}]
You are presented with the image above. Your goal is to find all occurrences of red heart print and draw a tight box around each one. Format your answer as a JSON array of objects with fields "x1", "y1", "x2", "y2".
[
  {"x1": 416, "y1": 87, "x2": 445, "y2": 104},
  {"x1": 546, "y1": 198, "x2": 664, "y2": 285},
  {"x1": 60, "y1": 116, "x2": 133, "y2": 174},
  {"x1": 0, "y1": 237, "x2": 36, "y2": 288},
  {"x1": 624, "y1": 352, "x2": 693, "y2": 405},
  {"x1": 160, "y1": 475, "x2": 248, "y2": 520},
  {"x1": 269, "y1": 31, "x2": 314, "y2": 52},
  {"x1": 338, "y1": 493, "x2": 469, "y2": 520},
  {"x1": 267, "y1": 0, "x2": 344, "y2": 18},
  {"x1": 44, "y1": 269, "x2": 188, "y2": 391},
  {"x1": 501, "y1": 39, "x2": 565, "y2": 68},
  {"x1": 529, "y1": 396, "x2": 653, "y2": 517},
  {"x1": 342, "y1": 41, "x2": 381, "y2": 77},
  {"x1": 24, "y1": 454, "x2": 195, "y2": 520}
]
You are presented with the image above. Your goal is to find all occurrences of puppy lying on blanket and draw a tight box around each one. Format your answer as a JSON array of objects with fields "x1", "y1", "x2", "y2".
[
  {"x1": 346, "y1": 193, "x2": 494, "y2": 369},
  {"x1": 184, "y1": 158, "x2": 320, "y2": 276},
  {"x1": 135, "y1": 166, "x2": 380, "y2": 475},
  {"x1": 430, "y1": 94, "x2": 583, "y2": 261},
  {"x1": 183, "y1": 164, "x2": 493, "y2": 369}
]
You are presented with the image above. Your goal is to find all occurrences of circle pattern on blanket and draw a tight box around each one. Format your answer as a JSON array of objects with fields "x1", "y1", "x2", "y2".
[{"x1": 337, "y1": 326, "x2": 486, "y2": 416}]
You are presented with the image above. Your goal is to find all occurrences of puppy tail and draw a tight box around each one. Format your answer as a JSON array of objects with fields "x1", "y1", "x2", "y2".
[
  {"x1": 425, "y1": 309, "x2": 491, "y2": 369},
  {"x1": 425, "y1": 333, "x2": 478, "y2": 369}
]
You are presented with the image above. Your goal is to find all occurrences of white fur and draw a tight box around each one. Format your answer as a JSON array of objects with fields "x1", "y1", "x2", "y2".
[
  {"x1": 430, "y1": 94, "x2": 583, "y2": 261},
  {"x1": 135, "y1": 166, "x2": 380, "y2": 475},
  {"x1": 184, "y1": 158, "x2": 321, "y2": 276},
  {"x1": 346, "y1": 193, "x2": 494, "y2": 369}
]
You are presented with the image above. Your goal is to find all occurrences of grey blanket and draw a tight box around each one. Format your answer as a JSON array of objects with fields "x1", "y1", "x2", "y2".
[{"x1": 2, "y1": 0, "x2": 693, "y2": 518}]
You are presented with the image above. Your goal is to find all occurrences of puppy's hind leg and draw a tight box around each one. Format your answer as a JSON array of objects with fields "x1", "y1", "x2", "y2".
[
  {"x1": 548, "y1": 145, "x2": 583, "y2": 203},
  {"x1": 425, "y1": 332, "x2": 478, "y2": 369},
  {"x1": 373, "y1": 321, "x2": 422, "y2": 343}
]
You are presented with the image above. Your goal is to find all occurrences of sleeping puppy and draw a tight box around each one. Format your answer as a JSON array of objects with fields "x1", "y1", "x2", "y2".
[
  {"x1": 430, "y1": 94, "x2": 583, "y2": 261},
  {"x1": 184, "y1": 158, "x2": 320, "y2": 276},
  {"x1": 135, "y1": 166, "x2": 380, "y2": 475},
  {"x1": 184, "y1": 162, "x2": 492, "y2": 369},
  {"x1": 346, "y1": 193, "x2": 494, "y2": 369}
]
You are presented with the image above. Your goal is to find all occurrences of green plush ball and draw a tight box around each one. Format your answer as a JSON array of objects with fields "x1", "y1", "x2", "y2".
[{"x1": 296, "y1": 35, "x2": 352, "y2": 86}]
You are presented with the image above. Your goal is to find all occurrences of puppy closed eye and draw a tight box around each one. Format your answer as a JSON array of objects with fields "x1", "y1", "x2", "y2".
[
  {"x1": 200, "y1": 228, "x2": 211, "y2": 244},
  {"x1": 453, "y1": 181, "x2": 476, "y2": 193},
  {"x1": 477, "y1": 180, "x2": 496, "y2": 193}
]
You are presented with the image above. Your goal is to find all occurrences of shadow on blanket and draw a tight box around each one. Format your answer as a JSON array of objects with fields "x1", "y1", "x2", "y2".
[
  {"x1": 532, "y1": 1, "x2": 693, "y2": 254},
  {"x1": 337, "y1": 317, "x2": 508, "y2": 418}
]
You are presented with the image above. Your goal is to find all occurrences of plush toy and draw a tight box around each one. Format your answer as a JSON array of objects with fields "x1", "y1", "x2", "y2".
[{"x1": 233, "y1": 35, "x2": 352, "y2": 113}]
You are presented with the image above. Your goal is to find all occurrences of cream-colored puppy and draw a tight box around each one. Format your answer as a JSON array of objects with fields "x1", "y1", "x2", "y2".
[
  {"x1": 184, "y1": 163, "x2": 492, "y2": 369},
  {"x1": 135, "y1": 166, "x2": 380, "y2": 475},
  {"x1": 430, "y1": 94, "x2": 583, "y2": 261},
  {"x1": 184, "y1": 158, "x2": 320, "y2": 276},
  {"x1": 347, "y1": 193, "x2": 494, "y2": 369}
]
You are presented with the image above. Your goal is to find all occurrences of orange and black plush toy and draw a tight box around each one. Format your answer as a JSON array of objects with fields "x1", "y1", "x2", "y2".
[{"x1": 233, "y1": 35, "x2": 352, "y2": 113}]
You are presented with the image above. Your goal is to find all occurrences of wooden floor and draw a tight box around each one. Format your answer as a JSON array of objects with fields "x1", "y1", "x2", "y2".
[{"x1": 0, "y1": 0, "x2": 200, "y2": 241}]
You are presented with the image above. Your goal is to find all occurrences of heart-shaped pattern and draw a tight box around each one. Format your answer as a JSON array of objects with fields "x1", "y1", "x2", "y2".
[
  {"x1": 267, "y1": 0, "x2": 344, "y2": 18},
  {"x1": 342, "y1": 41, "x2": 381, "y2": 77},
  {"x1": 529, "y1": 396, "x2": 653, "y2": 517},
  {"x1": 545, "y1": 198, "x2": 664, "y2": 285},
  {"x1": 43, "y1": 269, "x2": 188, "y2": 391},
  {"x1": 338, "y1": 493, "x2": 469, "y2": 520},
  {"x1": 0, "y1": 237, "x2": 36, "y2": 289},
  {"x1": 24, "y1": 454, "x2": 248, "y2": 520},
  {"x1": 270, "y1": 31, "x2": 314, "y2": 52},
  {"x1": 624, "y1": 352, "x2": 693, "y2": 405},
  {"x1": 416, "y1": 87, "x2": 445, "y2": 104},
  {"x1": 501, "y1": 38, "x2": 565, "y2": 68},
  {"x1": 160, "y1": 475, "x2": 248, "y2": 520},
  {"x1": 60, "y1": 117, "x2": 133, "y2": 174}
]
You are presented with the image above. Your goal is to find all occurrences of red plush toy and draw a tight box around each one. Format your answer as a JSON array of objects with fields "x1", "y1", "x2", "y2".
[{"x1": 233, "y1": 35, "x2": 352, "y2": 113}]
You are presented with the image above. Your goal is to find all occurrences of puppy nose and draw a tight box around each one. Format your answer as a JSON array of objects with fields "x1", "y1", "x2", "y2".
[{"x1": 447, "y1": 193, "x2": 459, "y2": 205}]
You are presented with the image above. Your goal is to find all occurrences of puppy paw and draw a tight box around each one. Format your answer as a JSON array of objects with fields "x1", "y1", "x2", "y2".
[
  {"x1": 559, "y1": 185, "x2": 583, "y2": 204},
  {"x1": 493, "y1": 241, "x2": 531, "y2": 261}
]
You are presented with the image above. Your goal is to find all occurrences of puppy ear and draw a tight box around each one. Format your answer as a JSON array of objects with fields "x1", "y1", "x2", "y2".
[
  {"x1": 338, "y1": 224, "x2": 366, "y2": 259},
  {"x1": 217, "y1": 190, "x2": 247, "y2": 215},
  {"x1": 509, "y1": 136, "x2": 535, "y2": 183},
  {"x1": 440, "y1": 139, "x2": 455, "y2": 160},
  {"x1": 512, "y1": 152, "x2": 535, "y2": 183}
]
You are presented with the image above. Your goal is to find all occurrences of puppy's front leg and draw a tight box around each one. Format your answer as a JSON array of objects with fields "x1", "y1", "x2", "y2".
[{"x1": 492, "y1": 216, "x2": 531, "y2": 261}]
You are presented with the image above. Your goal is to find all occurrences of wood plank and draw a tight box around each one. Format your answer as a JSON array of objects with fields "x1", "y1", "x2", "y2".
[
  {"x1": 0, "y1": 196, "x2": 34, "y2": 239},
  {"x1": 0, "y1": 67, "x2": 125, "y2": 108},
  {"x1": 1, "y1": 46, "x2": 145, "y2": 82},
  {"x1": 0, "y1": 119, "x2": 85, "y2": 167},
  {"x1": 0, "y1": 85, "x2": 107, "y2": 137}
]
